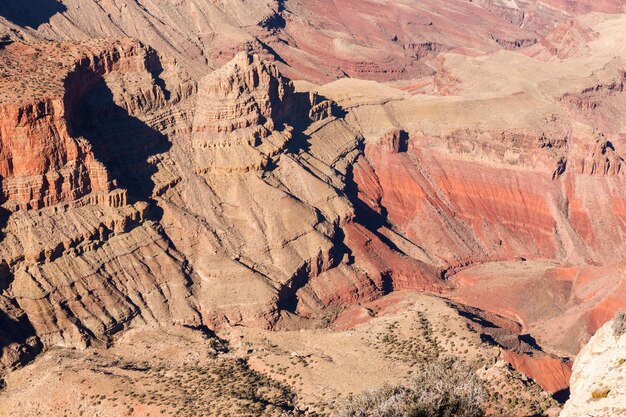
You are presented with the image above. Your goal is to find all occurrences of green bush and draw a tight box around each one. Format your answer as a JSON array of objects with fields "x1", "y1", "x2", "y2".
[{"x1": 339, "y1": 357, "x2": 485, "y2": 417}]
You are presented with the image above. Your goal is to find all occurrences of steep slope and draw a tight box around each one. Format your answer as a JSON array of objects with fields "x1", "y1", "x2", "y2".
[{"x1": 310, "y1": 13, "x2": 626, "y2": 358}]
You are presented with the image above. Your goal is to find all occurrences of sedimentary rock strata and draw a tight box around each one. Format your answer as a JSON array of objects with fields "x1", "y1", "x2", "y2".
[{"x1": 0, "y1": 2, "x2": 626, "y2": 415}]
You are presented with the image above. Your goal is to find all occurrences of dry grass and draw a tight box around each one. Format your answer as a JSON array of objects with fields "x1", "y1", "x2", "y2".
[
  {"x1": 339, "y1": 357, "x2": 486, "y2": 417},
  {"x1": 591, "y1": 388, "x2": 611, "y2": 399}
]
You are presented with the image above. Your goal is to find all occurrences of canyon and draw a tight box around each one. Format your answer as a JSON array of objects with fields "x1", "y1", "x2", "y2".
[{"x1": 0, "y1": 1, "x2": 625, "y2": 416}]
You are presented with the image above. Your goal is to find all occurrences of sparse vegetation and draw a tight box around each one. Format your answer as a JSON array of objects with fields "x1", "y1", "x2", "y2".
[
  {"x1": 612, "y1": 311, "x2": 626, "y2": 338},
  {"x1": 339, "y1": 357, "x2": 485, "y2": 417}
]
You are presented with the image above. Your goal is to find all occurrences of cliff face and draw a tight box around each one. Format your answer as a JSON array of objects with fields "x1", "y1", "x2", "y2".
[
  {"x1": 0, "y1": 38, "x2": 201, "y2": 368},
  {"x1": 0, "y1": 97, "x2": 111, "y2": 210},
  {"x1": 560, "y1": 313, "x2": 626, "y2": 417},
  {"x1": 304, "y1": 13, "x2": 626, "y2": 391},
  {"x1": 191, "y1": 51, "x2": 297, "y2": 173},
  {"x1": 0, "y1": 39, "x2": 184, "y2": 211}
]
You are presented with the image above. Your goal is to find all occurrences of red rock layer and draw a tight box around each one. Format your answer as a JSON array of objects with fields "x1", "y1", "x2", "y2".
[
  {"x1": 0, "y1": 39, "x2": 169, "y2": 211},
  {"x1": 356, "y1": 133, "x2": 626, "y2": 269},
  {"x1": 355, "y1": 144, "x2": 558, "y2": 267},
  {"x1": 503, "y1": 351, "x2": 572, "y2": 394},
  {"x1": 448, "y1": 263, "x2": 626, "y2": 355},
  {"x1": 0, "y1": 98, "x2": 111, "y2": 210}
]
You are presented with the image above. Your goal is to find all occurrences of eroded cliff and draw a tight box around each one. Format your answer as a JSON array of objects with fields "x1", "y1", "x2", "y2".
[{"x1": 0, "y1": 7, "x2": 626, "y2": 415}]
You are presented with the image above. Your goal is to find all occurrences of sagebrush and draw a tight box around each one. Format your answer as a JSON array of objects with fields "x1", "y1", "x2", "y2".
[{"x1": 339, "y1": 357, "x2": 486, "y2": 417}]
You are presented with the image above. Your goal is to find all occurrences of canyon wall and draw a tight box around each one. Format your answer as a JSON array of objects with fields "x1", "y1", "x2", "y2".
[
  {"x1": 0, "y1": 5, "x2": 625, "y2": 402},
  {"x1": 0, "y1": 39, "x2": 201, "y2": 368},
  {"x1": 0, "y1": 0, "x2": 623, "y2": 83}
]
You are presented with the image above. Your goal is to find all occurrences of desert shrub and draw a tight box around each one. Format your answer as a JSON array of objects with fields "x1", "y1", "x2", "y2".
[
  {"x1": 339, "y1": 357, "x2": 486, "y2": 417},
  {"x1": 612, "y1": 311, "x2": 626, "y2": 338},
  {"x1": 591, "y1": 388, "x2": 610, "y2": 399}
]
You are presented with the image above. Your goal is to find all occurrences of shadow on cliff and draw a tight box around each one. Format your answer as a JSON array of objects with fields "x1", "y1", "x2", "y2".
[
  {"x1": 0, "y1": 206, "x2": 9, "y2": 239},
  {"x1": 345, "y1": 161, "x2": 408, "y2": 261},
  {"x1": 273, "y1": 96, "x2": 398, "y2": 315},
  {"x1": 0, "y1": 308, "x2": 42, "y2": 365},
  {"x1": 281, "y1": 93, "x2": 347, "y2": 156},
  {"x1": 66, "y1": 77, "x2": 170, "y2": 218},
  {"x1": 0, "y1": 0, "x2": 67, "y2": 28}
]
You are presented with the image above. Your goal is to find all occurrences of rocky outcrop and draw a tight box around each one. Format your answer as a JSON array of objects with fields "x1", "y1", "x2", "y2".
[
  {"x1": 577, "y1": 139, "x2": 625, "y2": 176},
  {"x1": 0, "y1": 98, "x2": 113, "y2": 211},
  {"x1": 0, "y1": 39, "x2": 188, "y2": 211},
  {"x1": 0, "y1": 41, "x2": 113, "y2": 211},
  {"x1": 0, "y1": 38, "x2": 200, "y2": 369},
  {"x1": 558, "y1": 70, "x2": 626, "y2": 136},
  {"x1": 372, "y1": 129, "x2": 409, "y2": 153},
  {"x1": 192, "y1": 51, "x2": 298, "y2": 173},
  {"x1": 560, "y1": 313, "x2": 626, "y2": 417}
]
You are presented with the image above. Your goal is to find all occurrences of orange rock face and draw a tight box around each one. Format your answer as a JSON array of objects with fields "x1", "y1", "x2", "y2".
[
  {"x1": 0, "y1": 97, "x2": 110, "y2": 210},
  {"x1": 0, "y1": 39, "x2": 175, "y2": 211},
  {"x1": 503, "y1": 351, "x2": 573, "y2": 394},
  {"x1": 353, "y1": 132, "x2": 626, "y2": 269}
]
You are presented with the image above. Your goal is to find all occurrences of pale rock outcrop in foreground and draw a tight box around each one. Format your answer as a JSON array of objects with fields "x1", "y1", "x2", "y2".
[{"x1": 560, "y1": 313, "x2": 626, "y2": 417}]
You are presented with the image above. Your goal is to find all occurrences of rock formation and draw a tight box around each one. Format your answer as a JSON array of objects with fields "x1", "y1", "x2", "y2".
[
  {"x1": 0, "y1": 38, "x2": 201, "y2": 368},
  {"x1": 0, "y1": 0, "x2": 622, "y2": 83},
  {"x1": 560, "y1": 312, "x2": 626, "y2": 417},
  {"x1": 0, "y1": 2, "x2": 626, "y2": 415}
]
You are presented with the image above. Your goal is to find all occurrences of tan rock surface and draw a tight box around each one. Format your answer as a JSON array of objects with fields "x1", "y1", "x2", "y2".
[
  {"x1": 0, "y1": 4, "x2": 626, "y2": 415},
  {"x1": 1, "y1": 0, "x2": 623, "y2": 83}
]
